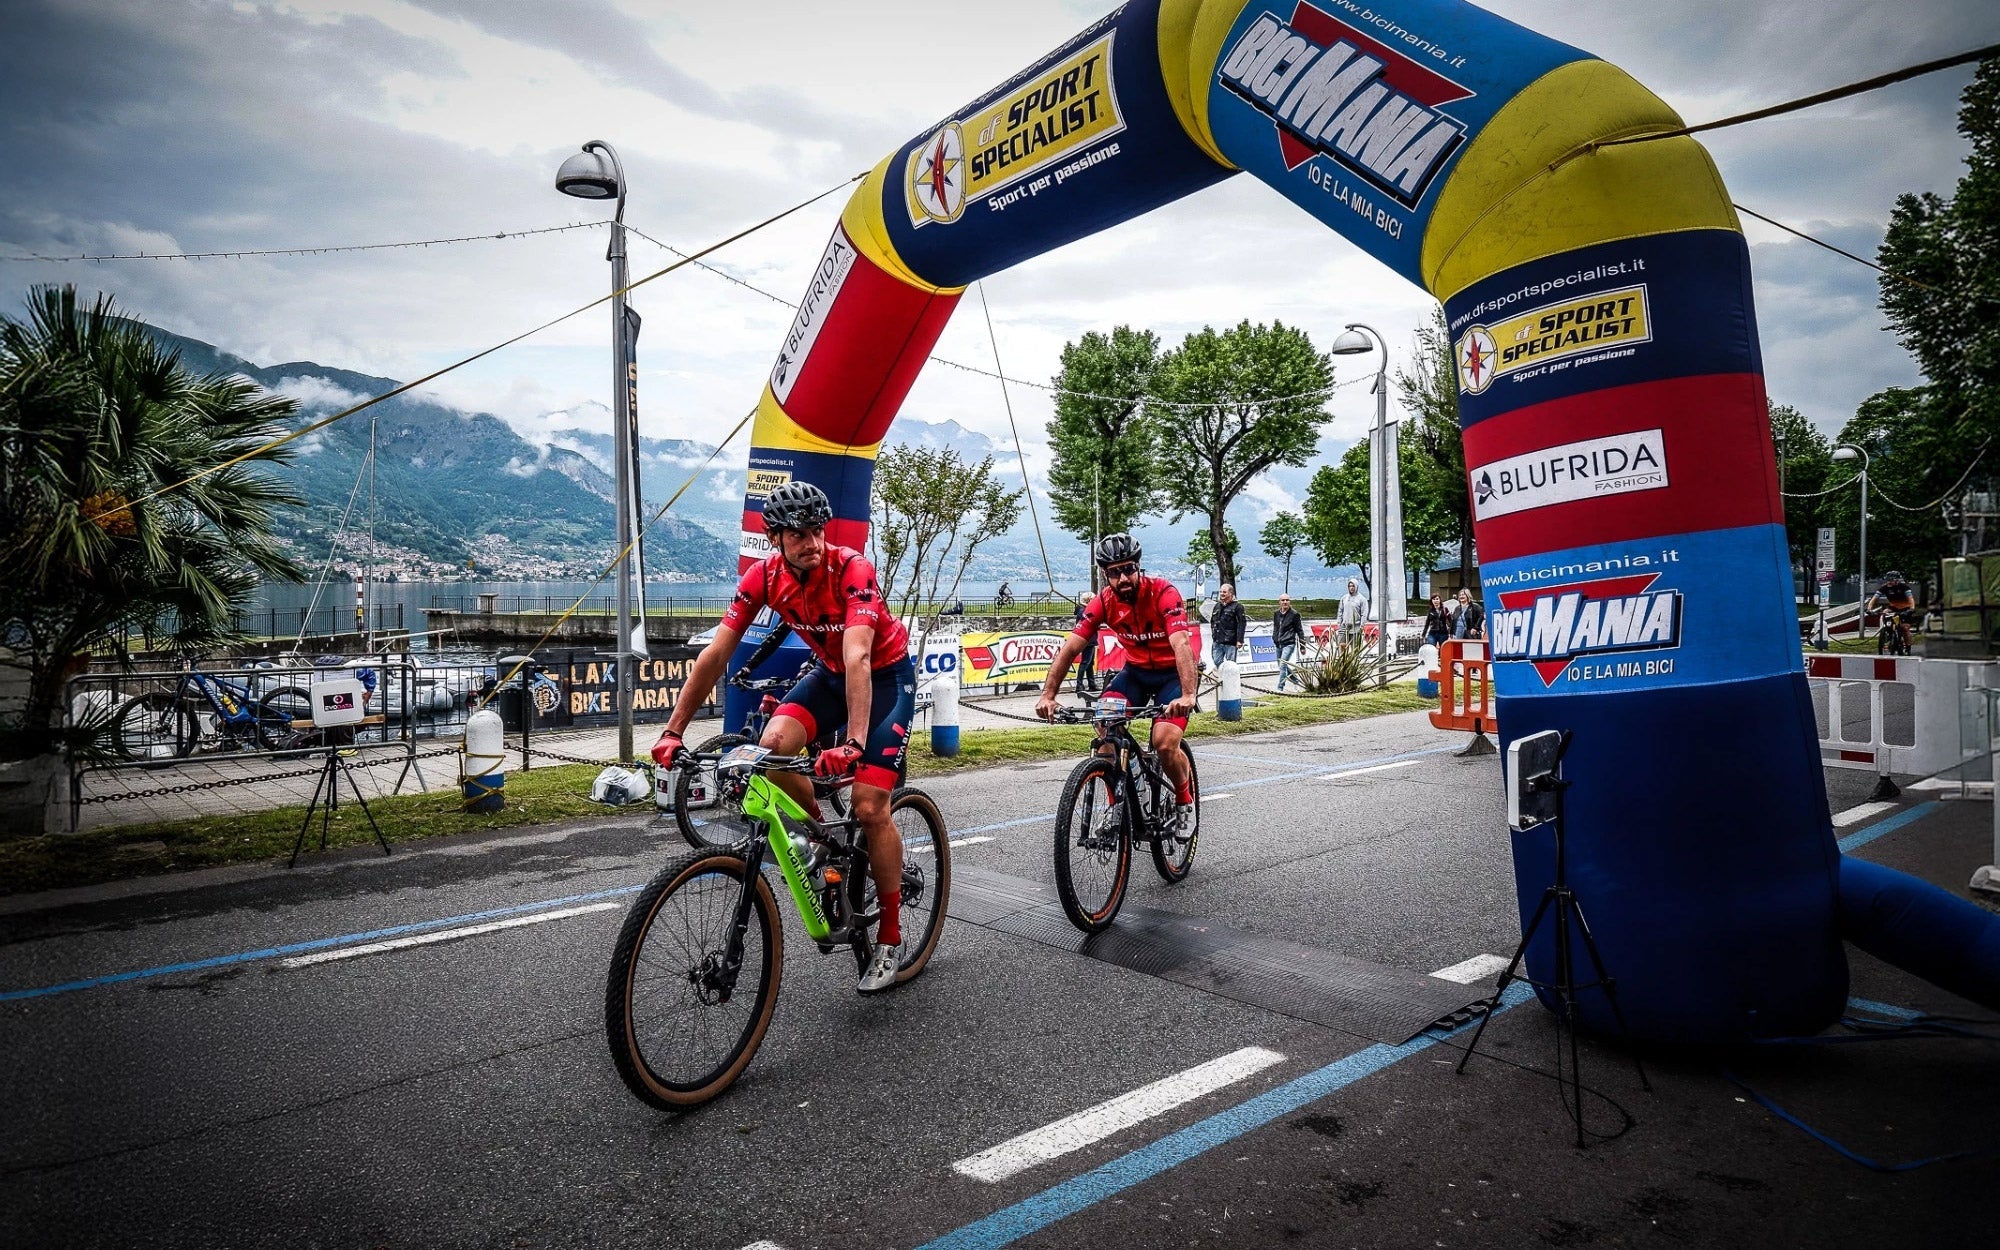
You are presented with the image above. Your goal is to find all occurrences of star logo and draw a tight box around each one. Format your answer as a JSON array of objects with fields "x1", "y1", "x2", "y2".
[
  {"x1": 1456, "y1": 326, "x2": 1497, "y2": 394},
  {"x1": 909, "y1": 123, "x2": 966, "y2": 225}
]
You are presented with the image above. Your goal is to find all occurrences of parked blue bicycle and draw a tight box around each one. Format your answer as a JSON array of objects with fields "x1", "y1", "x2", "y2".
[{"x1": 110, "y1": 665, "x2": 312, "y2": 761}]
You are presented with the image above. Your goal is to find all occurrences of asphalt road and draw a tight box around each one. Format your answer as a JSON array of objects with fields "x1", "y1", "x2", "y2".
[{"x1": 2, "y1": 710, "x2": 1995, "y2": 1249}]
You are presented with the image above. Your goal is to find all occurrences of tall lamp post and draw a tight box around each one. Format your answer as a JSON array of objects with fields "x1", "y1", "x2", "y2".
[
  {"x1": 1834, "y1": 444, "x2": 1870, "y2": 636},
  {"x1": 556, "y1": 140, "x2": 641, "y2": 763},
  {"x1": 1331, "y1": 323, "x2": 1402, "y2": 684}
]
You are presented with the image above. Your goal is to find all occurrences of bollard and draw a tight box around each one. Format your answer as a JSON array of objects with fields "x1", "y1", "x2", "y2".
[
  {"x1": 461, "y1": 706, "x2": 506, "y2": 813},
  {"x1": 1417, "y1": 642, "x2": 1440, "y2": 699},
  {"x1": 1217, "y1": 659, "x2": 1242, "y2": 721},
  {"x1": 929, "y1": 672, "x2": 960, "y2": 757}
]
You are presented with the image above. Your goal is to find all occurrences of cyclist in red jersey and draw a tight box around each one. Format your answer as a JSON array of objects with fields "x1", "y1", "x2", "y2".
[
  {"x1": 1035, "y1": 533, "x2": 1200, "y2": 838},
  {"x1": 649, "y1": 481, "x2": 916, "y2": 993}
]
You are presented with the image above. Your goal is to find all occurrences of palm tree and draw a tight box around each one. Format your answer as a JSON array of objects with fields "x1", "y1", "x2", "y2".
[{"x1": 1, "y1": 285, "x2": 302, "y2": 774}]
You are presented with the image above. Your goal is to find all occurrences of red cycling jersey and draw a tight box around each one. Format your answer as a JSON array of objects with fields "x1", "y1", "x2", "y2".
[
  {"x1": 720, "y1": 546, "x2": 909, "y2": 670},
  {"x1": 1072, "y1": 577, "x2": 1191, "y2": 670}
]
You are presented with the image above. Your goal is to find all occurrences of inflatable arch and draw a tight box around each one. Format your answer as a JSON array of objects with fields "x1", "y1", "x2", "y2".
[{"x1": 732, "y1": 0, "x2": 2000, "y2": 1044}]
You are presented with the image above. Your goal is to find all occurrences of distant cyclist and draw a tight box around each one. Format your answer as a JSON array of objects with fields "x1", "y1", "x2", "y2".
[
  {"x1": 647, "y1": 480, "x2": 916, "y2": 993},
  {"x1": 1034, "y1": 534, "x2": 1200, "y2": 839},
  {"x1": 1867, "y1": 570, "x2": 1919, "y2": 653}
]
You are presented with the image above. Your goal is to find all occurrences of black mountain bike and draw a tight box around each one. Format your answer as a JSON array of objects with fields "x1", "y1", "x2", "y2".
[
  {"x1": 668, "y1": 665, "x2": 847, "y2": 849},
  {"x1": 605, "y1": 749, "x2": 950, "y2": 1110},
  {"x1": 1049, "y1": 701, "x2": 1200, "y2": 933}
]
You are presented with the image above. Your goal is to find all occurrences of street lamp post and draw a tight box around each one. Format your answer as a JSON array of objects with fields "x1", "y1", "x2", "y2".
[
  {"x1": 1834, "y1": 445, "x2": 1870, "y2": 635},
  {"x1": 557, "y1": 140, "x2": 640, "y2": 763},
  {"x1": 1331, "y1": 323, "x2": 1400, "y2": 684}
]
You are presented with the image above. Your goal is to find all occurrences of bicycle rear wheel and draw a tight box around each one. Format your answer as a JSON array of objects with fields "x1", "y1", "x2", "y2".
[
  {"x1": 605, "y1": 849, "x2": 783, "y2": 1110},
  {"x1": 256, "y1": 686, "x2": 313, "y2": 749},
  {"x1": 1150, "y1": 741, "x2": 1200, "y2": 883},
  {"x1": 1053, "y1": 755, "x2": 1131, "y2": 933},
  {"x1": 888, "y1": 787, "x2": 951, "y2": 983},
  {"x1": 110, "y1": 693, "x2": 194, "y2": 763}
]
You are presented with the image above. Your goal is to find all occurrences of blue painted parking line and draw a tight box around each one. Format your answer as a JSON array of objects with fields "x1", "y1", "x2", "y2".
[
  {"x1": 0, "y1": 885, "x2": 643, "y2": 1001},
  {"x1": 1837, "y1": 802, "x2": 1940, "y2": 853},
  {"x1": 916, "y1": 981, "x2": 1535, "y2": 1250}
]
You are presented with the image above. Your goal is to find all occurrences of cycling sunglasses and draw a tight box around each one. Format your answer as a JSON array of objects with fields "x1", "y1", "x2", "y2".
[{"x1": 1104, "y1": 562, "x2": 1140, "y2": 578}]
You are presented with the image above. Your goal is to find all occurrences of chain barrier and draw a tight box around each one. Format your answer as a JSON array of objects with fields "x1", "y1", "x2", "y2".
[
  {"x1": 76, "y1": 746, "x2": 459, "y2": 804},
  {"x1": 515, "y1": 742, "x2": 620, "y2": 769}
]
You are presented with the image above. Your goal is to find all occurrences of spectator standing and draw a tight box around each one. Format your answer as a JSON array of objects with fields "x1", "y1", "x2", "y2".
[
  {"x1": 1209, "y1": 583, "x2": 1247, "y2": 668},
  {"x1": 1338, "y1": 578, "x2": 1370, "y2": 639},
  {"x1": 1073, "y1": 592, "x2": 1098, "y2": 694},
  {"x1": 1271, "y1": 593, "x2": 1304, "y2": 691},
  {"x1": 1422, "y1": 592, "x2": 1454, "y2": 646},
  {"x1": 1452, "y1": 587, "x2": 1485, "y2": 639}
]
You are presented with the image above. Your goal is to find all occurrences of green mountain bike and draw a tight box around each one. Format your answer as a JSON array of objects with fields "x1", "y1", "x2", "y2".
[{"x1": 606, "y1": 746, "x2": 950, "y2": 1110}]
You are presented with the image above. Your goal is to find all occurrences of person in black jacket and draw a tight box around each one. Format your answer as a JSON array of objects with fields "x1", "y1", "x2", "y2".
[
  {"x1": 1452, "y1": 587, "x2": 1485, "y2": 639},
  {"x1": 1423, "y1": 592, "x2": 1454, "y2": 646},
  {"x1": 1271, "y1": 593, "x2": 1304, "y2": 690},
  {"x1": 1209, "y1": 583, "x2": 1247, "y2": 668}
]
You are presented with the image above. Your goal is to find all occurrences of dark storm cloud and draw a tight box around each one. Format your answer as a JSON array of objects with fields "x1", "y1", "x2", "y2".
[{"x1": 399, "y1": 0, "x2": 734, "y2": 118}]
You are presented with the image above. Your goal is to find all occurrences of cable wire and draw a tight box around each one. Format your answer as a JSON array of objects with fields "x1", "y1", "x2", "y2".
[
  {"x1": 1733, "y1": 203, "x2": 1938, "y2": 292},
  {"x1": 0, "y1": 220, "x2": 607, "y2": 263},
  {"x1": 1594, "y1": 43, "x2": 2000, "y2": 149},
  {"x1": 978, "y1": 281, "x2": 1059, "y2": 596}
]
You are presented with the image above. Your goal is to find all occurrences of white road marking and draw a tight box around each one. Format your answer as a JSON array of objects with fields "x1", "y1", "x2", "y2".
[
  {"x1": 950, "y1": 836, "x2": 995, "y2": 848},
  {"x1": 739, "y1": 1242, "x2": 786, "y2": 1250},
  {"x1": 1430, "y1": 953, "x2": 1510, "y2": 984},
  {"x1": 953, "y1": 1046, "x2": 1287, "y2": 1183},
  {"x1": 1908, "y1": 778, "x2": 1990, "y2": 793},
  {"x1": 1831, "y1": 800, "x2": 1898, "y2": 828},
  {"x1": 1202, "y1": 793, "x2": 1235, "y2": 802},
  {"x1": 1315, "y1": 759, "x2": 1421, "y2": 782},
  {"x1": 278, "y1": 903, "x2": 620, "y2": 968}
]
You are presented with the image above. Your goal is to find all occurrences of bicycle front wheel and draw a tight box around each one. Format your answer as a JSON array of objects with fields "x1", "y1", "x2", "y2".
[
  {"x1": 256, "y1": 686, "x2": 313, "y2": 750},
  {"x1": 605, "y1": 850, "x2": 784, "y2": 1110},
  {"x1": 1053, "y1": 755, "x2": 1130, "y2": 933},
  {"x1": 889, "y1": 787, "x2": 951, "y2": 983},
  {"x1": 1151, "y1": 741, "x2": 1200, "y2": 883},
  {"x1": 675, "y1": 733, "x2": 752, "y2": 849}
]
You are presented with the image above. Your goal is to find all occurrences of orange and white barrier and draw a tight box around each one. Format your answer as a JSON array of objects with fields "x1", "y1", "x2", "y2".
[{"x1": 1430, "y1": 640, "x2": 1498, "y2": 737}]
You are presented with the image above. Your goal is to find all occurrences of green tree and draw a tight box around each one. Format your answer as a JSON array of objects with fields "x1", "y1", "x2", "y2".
[
  {"x1": 1393, "y1": 306, "x2": 1471, "y2": 581},
  {"x1": 1045, "y1": 326, "x2": 1162, "y2": 588},
  {"x1": 1259, "y1": 511, "x2": 1308, "y2": 592},
  {"x1": 867, "y1": 444, "x2": 1023, "y2": 617},
  {"x1": 1147, "y1": 320, "x2": 1334, "y2": 586},
  {"x1": 1823, "y1": 387, "x2": 1956, "y2": 582},
  {"x1": 1, "y1": 286, "x2": 301, "y2": 769},
  {"x1": 1184, "y1": 525, "x2": 1239, "y2": 584},
  {"x1": 1302, "y1": 441, "x2": 1372, "y2": 585},
  {"x1": 1769, "y1": 400, "x2": 1834, "y2": 580},
  {"x1": 1878, "y1": 56, "x2": 1999, "y2": 449}
]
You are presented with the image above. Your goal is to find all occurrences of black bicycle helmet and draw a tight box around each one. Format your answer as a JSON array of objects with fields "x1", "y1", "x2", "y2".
[
  {"x1": 1094, "y1": 532, "x2": 1142, "y2": 568},
  {"x1": 762, "y1": 480, "x2": 832, "y2": 533}
]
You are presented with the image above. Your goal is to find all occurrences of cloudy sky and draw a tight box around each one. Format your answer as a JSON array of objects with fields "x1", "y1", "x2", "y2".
[{"x1": 2, "y1": 0, "x2": 1994, "y2": 529}]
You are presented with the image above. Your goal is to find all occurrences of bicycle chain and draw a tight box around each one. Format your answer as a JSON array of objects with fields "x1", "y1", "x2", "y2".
[{"x1": 78, "y1": 746, "x2": 459, "y2": 804}]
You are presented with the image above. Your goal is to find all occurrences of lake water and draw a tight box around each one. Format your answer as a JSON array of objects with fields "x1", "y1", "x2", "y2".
[{"x1": 250, "y1": 566, "x2": 1400, "y2": 654}]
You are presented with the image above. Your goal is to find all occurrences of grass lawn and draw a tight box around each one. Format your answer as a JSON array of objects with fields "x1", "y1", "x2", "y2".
[{"x1": 0, "y1": 684, "x2": 1433, "y2": 897}]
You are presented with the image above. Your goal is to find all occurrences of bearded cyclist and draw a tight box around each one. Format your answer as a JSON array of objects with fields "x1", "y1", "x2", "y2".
[
  {"x1": 1034, "y1": 534, "x2": 1201, "y2": 839},
  {"x1": 648, "y1": 481, "x2": 917, "y2": 993},
  {"x1": 1866, "y1": 571, "x2": 1919, "y2": 653}
]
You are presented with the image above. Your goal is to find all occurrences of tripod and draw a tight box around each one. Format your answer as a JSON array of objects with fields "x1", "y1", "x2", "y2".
[
  {"x1": 289, "y1": 746, "x2": 392, "y2": 868},
  {"x1": 1455, "y1": 763, "x2": 1650, "y2": 1147}
]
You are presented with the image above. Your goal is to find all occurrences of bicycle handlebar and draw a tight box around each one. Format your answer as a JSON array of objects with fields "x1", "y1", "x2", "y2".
[{"x1": 1049, "y1": 703, "x2": 1175, "y2": 725}]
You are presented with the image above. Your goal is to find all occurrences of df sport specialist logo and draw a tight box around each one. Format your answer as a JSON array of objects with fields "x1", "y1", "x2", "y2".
[{"x1": 1456, "y1": 285, "x2": 1651, "y2": 395}]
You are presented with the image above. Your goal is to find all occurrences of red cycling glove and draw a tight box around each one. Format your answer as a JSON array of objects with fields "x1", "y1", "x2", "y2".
[
  {"x1": 814, "y1": 741, "x2": 863, "y2": 779},
  {"x1": 650, "y1": 730, "x2": 684, "y2": 769}
]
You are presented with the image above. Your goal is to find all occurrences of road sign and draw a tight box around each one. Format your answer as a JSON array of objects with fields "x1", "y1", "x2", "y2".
[
  {"x1": 1817, "y1": 571, "x2": 1834, "y2": 584},
  {"x1": 1815, "y1": 527, "x2": 1836, "y2": 577}
]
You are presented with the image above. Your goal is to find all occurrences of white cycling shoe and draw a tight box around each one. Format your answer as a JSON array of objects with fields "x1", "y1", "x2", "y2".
[{"x1": 858, "y1": 941, "x2": 901, "y2": 994}]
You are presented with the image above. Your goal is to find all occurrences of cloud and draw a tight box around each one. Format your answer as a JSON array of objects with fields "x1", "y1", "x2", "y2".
[{"x1": 269, "y1": 374, "x2": 368, "y2": 413}]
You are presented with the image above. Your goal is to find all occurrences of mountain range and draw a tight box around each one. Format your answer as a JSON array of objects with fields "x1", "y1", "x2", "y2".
[{"x1": 140, "y1": 324, "x2": 1364, "y2": 592}]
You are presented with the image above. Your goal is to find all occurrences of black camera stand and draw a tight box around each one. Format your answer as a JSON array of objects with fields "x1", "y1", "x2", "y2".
[
  {"x1": 289, "y1": 746, "x2": 392, "y2": 868},
  {"x1": 1455, "y1": 737, "x2": 1649, "y2": 1147}
]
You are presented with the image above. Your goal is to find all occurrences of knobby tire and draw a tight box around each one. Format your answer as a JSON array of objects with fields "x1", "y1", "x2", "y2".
[
  {"x1": 1053, "y1": 755, "x2": 1131, "y2": 933},
  {"x1": 1150, "y1": 741, "x2": 1199, "y2": 883}
]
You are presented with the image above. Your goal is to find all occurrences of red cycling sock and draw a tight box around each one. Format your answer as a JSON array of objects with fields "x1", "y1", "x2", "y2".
[
  {"x1": 1177, "y1": 782, "x2": 1194, "y2": 805},
  {"x1": 877, "y1": 891, "x2": 902, "y2": 946}
]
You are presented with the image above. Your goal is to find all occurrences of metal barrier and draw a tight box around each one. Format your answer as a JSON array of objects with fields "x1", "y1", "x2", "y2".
[{"x1": 1804, "y1": 655, "x2": 2000, "y2": 785}]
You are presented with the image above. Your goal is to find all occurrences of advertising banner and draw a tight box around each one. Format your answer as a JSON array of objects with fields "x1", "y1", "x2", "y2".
[
  {"x1": 960, "y1": 629, "x2": 1069, "y2": 687},
  {"x1": 556, "y1": 646, "x2": 717, "y2": 726}
]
